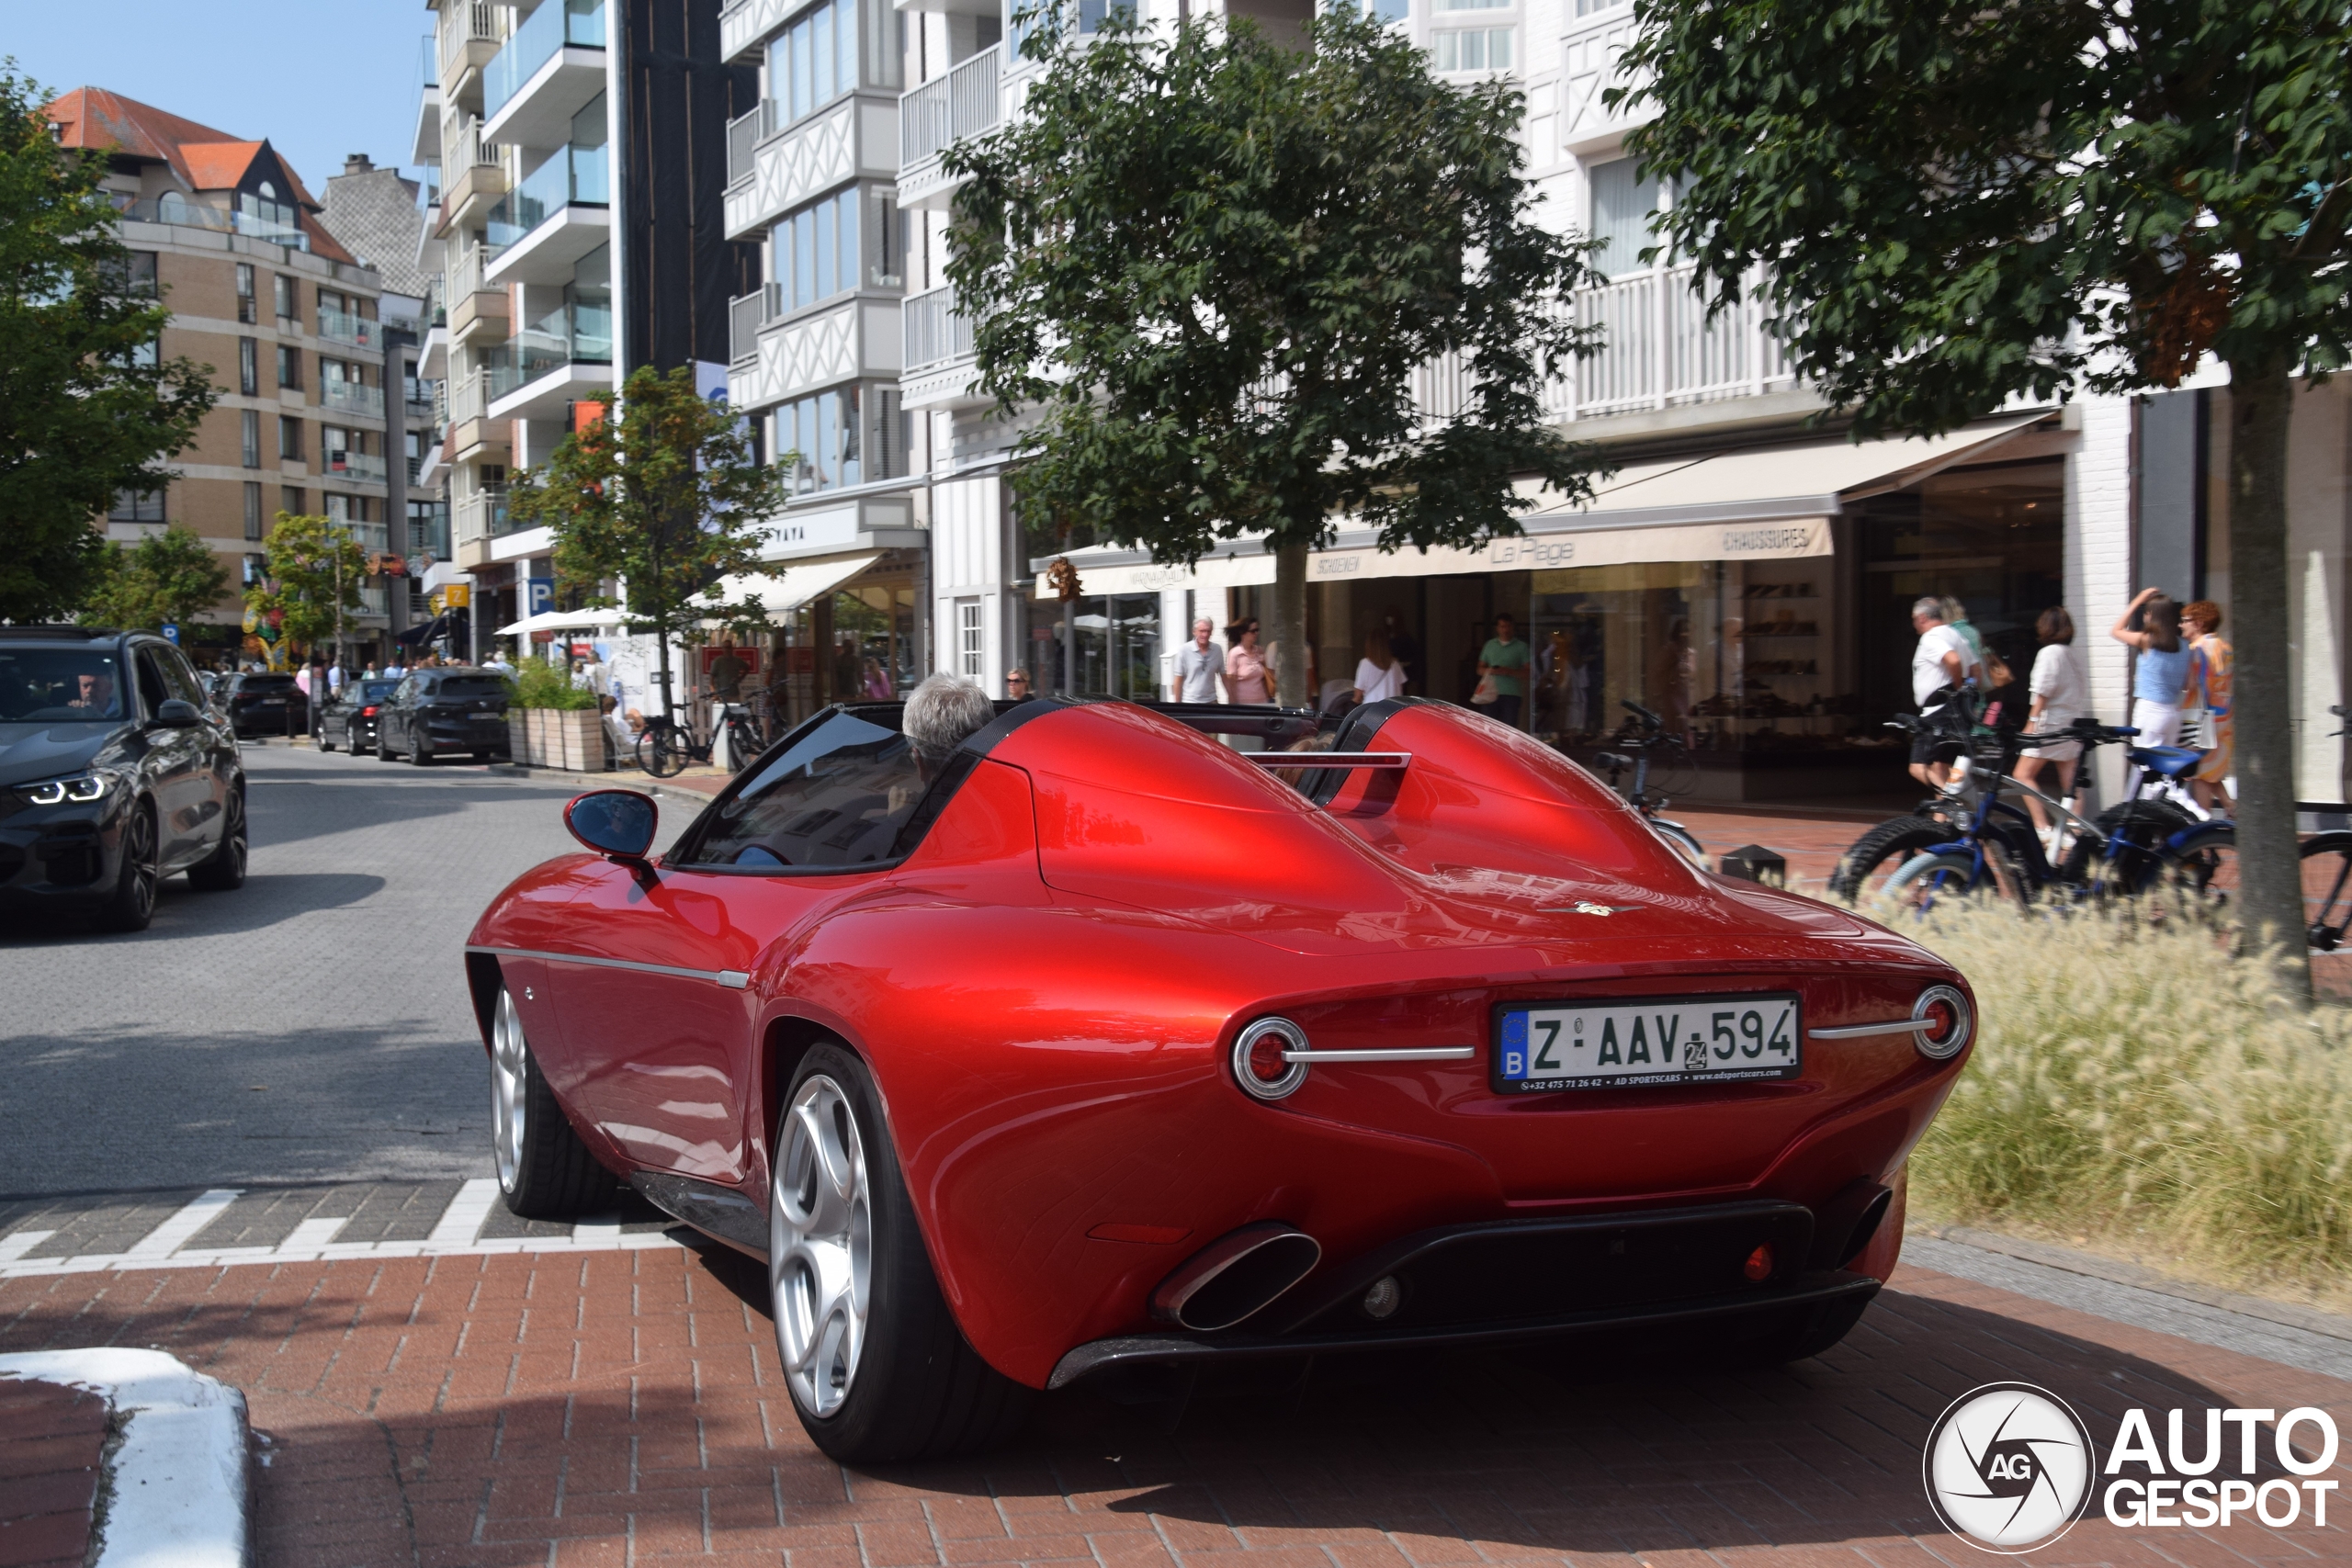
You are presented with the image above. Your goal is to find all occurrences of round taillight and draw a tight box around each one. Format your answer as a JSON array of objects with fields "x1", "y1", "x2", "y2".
[
  {"x1": 1232, "y1": 1017, "x2": 1309, "y2": 1101},
  {"x1": 1912, "y1": 984, "x2": 1973, "y2": 1060}
]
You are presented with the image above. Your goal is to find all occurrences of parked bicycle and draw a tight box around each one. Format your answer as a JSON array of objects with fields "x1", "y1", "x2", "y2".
[
  {"x1": 635, "y1": 691, "x2": 764, "y2": 779},
  {"x1": 1589, "y1": 700, "x2": 1706, "y2": 867}
]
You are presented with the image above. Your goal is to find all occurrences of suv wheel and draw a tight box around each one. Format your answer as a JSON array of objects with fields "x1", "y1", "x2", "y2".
[{"x1": 94, "y1": 801, "x2": 159, "y2": 933}]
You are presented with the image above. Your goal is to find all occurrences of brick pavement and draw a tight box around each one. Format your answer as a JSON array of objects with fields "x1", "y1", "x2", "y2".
[
  {"x1": 0, "y1": 1375, "x2": 106, "y2": 1568},
  {"x1": 0, "y1": 1240, "x2": 2344, "y2": 1568}
]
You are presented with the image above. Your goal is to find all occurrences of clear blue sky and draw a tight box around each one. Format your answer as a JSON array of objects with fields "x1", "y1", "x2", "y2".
[{"x1": 6, "y1": 2, "x2": 431, "y2": 200}]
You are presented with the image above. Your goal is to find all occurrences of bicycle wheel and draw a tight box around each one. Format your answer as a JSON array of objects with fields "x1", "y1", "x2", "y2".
[
  {"x1": 1650, "y1": 818, "x2": 1706, "y2": 870},
  {"x1": 636, "y1": 727, "x2": 686, "y2": 778},
  {"x1": 1877, "y1": 849, "x2": 1987, "y2": 915},
  {"x1": 2148, "y1": 822, "x2": 2239, "y2": 931},
  {"x1": 1828, "y1": 814, "x2": 1960, "y2": 901},
  {"x1": 2302, "y1": 830, "x2": 2352, "y2": 996},
  {"x1": 2055, "y1": 800, "x2": 2197, "y2": 900}
]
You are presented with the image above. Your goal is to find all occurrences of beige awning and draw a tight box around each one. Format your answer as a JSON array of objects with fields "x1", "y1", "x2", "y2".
[
  {"x1": 493, "y1": 606, "x2": 641, "y2": 637},
  {"x1": 1033, "y1": 415, "x2": 2042, "y2": 599},
  {"x1": 695, "y1": 551, "x2": 880, "y2": 618}
]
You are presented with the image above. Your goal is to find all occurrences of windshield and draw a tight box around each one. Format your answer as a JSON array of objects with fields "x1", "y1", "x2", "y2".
[
  {"x1": 241, "y1": 675, "x2": 298, "y2": 691},
  {"x1": 685, "y1": 712, "x2": 925, "y2": 869},
  {"x1": 0, "y1": 649, "x2": 127, "y2": 722},
  {"x1": 435, "y1": 676, "x2": 510, "y2": 698}
]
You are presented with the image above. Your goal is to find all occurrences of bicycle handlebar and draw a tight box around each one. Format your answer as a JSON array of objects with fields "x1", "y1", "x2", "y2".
[
  {"x1": 1591, "y1": 751, "x2": 1633, "y2": 772},
  {"x1": 1620, "y1": 699, "x2": 1663, "y2": 730}
]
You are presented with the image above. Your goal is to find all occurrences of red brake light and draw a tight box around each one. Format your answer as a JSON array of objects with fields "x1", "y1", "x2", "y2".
[
  {"x1": 1743, "y1": 1244, "x2": 1774, "y2": 1282},
  {"x1": 361, "y1": 705, "x2": 379, "y2": 716}
]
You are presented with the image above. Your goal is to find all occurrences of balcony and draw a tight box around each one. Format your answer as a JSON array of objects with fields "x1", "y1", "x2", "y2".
[
  {"x1": 729, "y1": 294, "x2": 903, "y2": 414},
  {"x1": 448, "y1": 367, "x2": 513, "y2": 459},
  {"x1": 318, "y1": 310, "x2": 384, "y2": 354},
  {"x1": 324, "y1": 449, "x2": 390, "y2": 487},
  {"x1": 484, "y1": 146, "x2": 610, "y2": 285},
  {"x1": 730, "y1": 283, "x2": 783, "y2": 364},
  {"x1": 724, "y1": 94, "x2": 901, "y2": 242},
  {"x1": 1555, "y1": 2, "x2": 1646, "y2": 152},
  {"x1": 486, "y1": 301, "x2": 615, "y2": 421},
  {"x1": 483, "y1": 0, "x2": 608, "y2": 149},
  {"x1": 411, "y1": 498, "x2": 453, "y2": 559},
  {"x1": 448, "y1": 242, "x2": 511, "y2": 344},
  {"x1": 414, "y1": 67, "x2": 442, "y2": 164},
  {"x1": 455, "y1": 489, "x2": 510, "y2": 561},
  {"x1": 719, "y1": 0, "x2": 797, "y2": 62},
  {"x1": 437, "y1": 0, "x2": 503, "y2": 107},
  {"x1": 899, "y1": 283, "x2": 982, "y2": 409},
  {"x1": 320, "y1": 378, "x2": 387, "y2": 421},
  {"x1": 898, "y1": 45, "x2": 999, "y2": 211},
  {"x1": 438, "y1": 117, "x2": 506, "y2": 233},
  {"x1": 114, "y1": 193, "x2": 312, "y2": 252}
]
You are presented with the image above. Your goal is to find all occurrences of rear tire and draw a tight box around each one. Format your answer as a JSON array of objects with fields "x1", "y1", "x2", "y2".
[
  {"x1": 774, "y1": 1044, "x2": 1031, "y2": 1462},
  {"x1": 490, "y1": 986, "x2": 617, "y2": 1219},
  {"x1": 2055, "y1": 800, "x2": 2196, "y2": 898},
  {"x1": 1829, "y1": 814, "x2": 1958, "y2": 901}
]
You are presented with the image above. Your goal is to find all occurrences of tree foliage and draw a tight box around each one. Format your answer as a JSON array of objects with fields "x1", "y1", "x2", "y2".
[
  {"x1": 0, "y1": 63, "x2": 219, "y2": 625},
  {"x1": 945, "y1": 7, "x2": 1602, "y2": 704},
  {"x1": 1614, "y1": 0, "x2": 2352, "y2": 991},
  {"x1": 507, "y1": 366, "x2": 790, "y2": 708},
  {"x1": 82, "y1": 521, "x2": 232, "y2": 632},
  {"x1": 244, "y1": 513, "x2": 367, "y2": 657}
]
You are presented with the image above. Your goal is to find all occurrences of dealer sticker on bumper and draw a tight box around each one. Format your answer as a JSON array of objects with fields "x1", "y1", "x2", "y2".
[{"x1": 1493, "y1": 992, "x2": 1801, "y2": 1093}]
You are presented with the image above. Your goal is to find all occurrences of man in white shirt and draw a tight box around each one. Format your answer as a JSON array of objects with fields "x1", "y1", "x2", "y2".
[
  {"x1": 1908, "y1": 596, "x2": 1980, "y2": 787},
  {"x1": 1170, "y1": 618, "x2": 1225, "y2": 704}
]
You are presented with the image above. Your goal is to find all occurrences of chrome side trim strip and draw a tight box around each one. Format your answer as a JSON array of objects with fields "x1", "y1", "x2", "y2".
[
  {"x1": 1808, "y1": 1019, "x2": 1934, "y2": 1039},
  {"x1": 1243, "y1": 751, "x2": 1411, "y2": 771},
  {"x1": 468, "y1": 944, "x2": 753, "y2": 990},
  {"x1": 1280, "y1": 1046, "x2": 1476, "y2": 1062}
]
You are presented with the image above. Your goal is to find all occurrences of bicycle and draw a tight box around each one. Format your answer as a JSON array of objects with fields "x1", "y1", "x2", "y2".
[
  {"x1": 1589, "y1": 699, "x2": 1706, "y2": 867},
  {"x1": 636, "y1": 694, "x2": 765, "y2": 779}
]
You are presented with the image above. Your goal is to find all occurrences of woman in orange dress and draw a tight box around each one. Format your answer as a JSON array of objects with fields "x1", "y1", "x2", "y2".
[{"x1": 2180, "y1": 600, "x2": 2232, "y2": 814}]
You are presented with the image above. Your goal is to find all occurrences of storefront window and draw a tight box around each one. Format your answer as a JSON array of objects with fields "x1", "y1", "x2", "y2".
[{"x1": 1026, "y1": 592, "x2": 1160, "y2": 700}]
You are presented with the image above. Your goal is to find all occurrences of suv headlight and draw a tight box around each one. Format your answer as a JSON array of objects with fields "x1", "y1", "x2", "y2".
[{"x1": 20, "y1": 773, "x2": 110, "y2": 806}]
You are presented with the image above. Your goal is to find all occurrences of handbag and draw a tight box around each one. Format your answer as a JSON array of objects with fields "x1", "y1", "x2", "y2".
[{"x1": 1471, "y1": 672, "x2": 1499, "y2": 705}]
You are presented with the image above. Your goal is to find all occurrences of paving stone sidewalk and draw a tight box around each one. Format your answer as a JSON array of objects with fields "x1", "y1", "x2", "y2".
[
  {"x1": 1, "y1": 1237, "x2": 2344, "y2": 1568},
  {"x1": 0, "y1": 1374, "x2": 106, "y2": 1568}
]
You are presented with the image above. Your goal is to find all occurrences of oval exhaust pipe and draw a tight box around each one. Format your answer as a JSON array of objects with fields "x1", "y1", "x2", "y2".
[{"x1": 1150, "y1": 1223, "x2": 1322, "y2": 1331}]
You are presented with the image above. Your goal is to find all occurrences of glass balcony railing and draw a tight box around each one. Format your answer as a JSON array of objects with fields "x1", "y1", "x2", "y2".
[
  {"x1": 114, "y1": 194, "x2": 311, "y2": 252},
  {"x1": 325, "y1": 450, "x2": 390, "y2": 486},
  {"x1": 484, "y1": 0, "x2": 608, "y2": 121},
  {"x1": 485, "y1": 144, "x2": 609, "y2": 249},
  {"x1": 318, "y1": 310, "x2": 384, "y2": 352},
  {"x1": 487, "y1": 300, "x2": 615, "y2": 400},
  {"x1": 320, "y1": 379, "x2": 386, "y2": 420},
  {"x1": 413, "y1": 499, "x2": 452, "y2": 559}
]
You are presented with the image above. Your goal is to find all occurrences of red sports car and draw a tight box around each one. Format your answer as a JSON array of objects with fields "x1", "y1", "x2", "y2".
[{"x1": 463, "y1": 695, "x2": 1974, "y2": 1462}]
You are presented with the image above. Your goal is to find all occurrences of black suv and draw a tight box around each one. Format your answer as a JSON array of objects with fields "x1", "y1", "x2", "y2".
[
  {"x1": 217, "y1": 671, "x2": 309, "y2": 739},
  {"x1": 318, "y1": 677, "x2": 402, "y2": 754},
  {"x1": 375, "y1": 669, "x2": 514, "y2": 763},
  {"x1": 0, "y1": 627, "x2": 247, "y2": 931}
]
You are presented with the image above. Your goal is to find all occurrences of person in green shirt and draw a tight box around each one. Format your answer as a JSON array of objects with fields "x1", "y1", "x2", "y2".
[{"x1": 1477, "y1": 614, "x2": 1532, "y2": 728}]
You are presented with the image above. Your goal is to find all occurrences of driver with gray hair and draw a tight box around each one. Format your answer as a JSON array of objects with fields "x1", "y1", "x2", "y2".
[{"x1": 902, "y1": 673, "x2": 996, "y2": 773}]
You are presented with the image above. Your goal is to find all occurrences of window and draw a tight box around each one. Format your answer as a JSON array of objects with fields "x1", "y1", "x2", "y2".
[
  {"x1": 243, "y1": 481, "x2": 265, "y2": 540},
  {"x1": 1076, "y1": 0, "x2": 1134, "y2": 31},
  {"x1": 130, "y1": 333, "x2": 158, "y2": 369},
  {"x1": 109, "y1": 251, "x2": 160, "y2": 296},
  {"x1": 243, "y1": 553, "x2": 266, "y2": 586},
  {"x1": 1431, "y1": 27, "x2": 1510, "y2": 69},
  {"x1": 278, "y1": 416, "x2": 304, "y2": 461},
  {"x1": 281, "y1": 485, "x2": 305, "y2": 517},
  {"x1": 277, "y1": 344, "x2": 301, "y2": 389},
  {"x1": 771, "y1": 384, "x2": 864, "y2": 493},
  {"x1": 107, "y1": 490, "x2": 165, "y2": 523},
  {"x1": 273, "y1": 273, "x2": 294, "y2": 320},
  {"x1": 957, "y1": 600, "x2": 983, "y2": 679},
  {"x1": 1588, "y1": 155, "x2": 1661, "y2": 277},
  {"x1": 774, "y1": 186, "x2": 864, "y2": 310},
  {"x1": 239, "y1": 336, "x2": 258, "y2": 396},
  {"x1": 683, "y1": 709, "x2": 938, "y2": 869},
  {"x1": 241, "y1": 409, "x2": 261, "y2": 468},
  {"x1": 765, "y1": 0, "x2": 865, "y2": 126},
  {"x1": 1433, "y1": 0, "x2": 1509, "y2": 10},
  {"x1": 235, "y1": 262, "x2": 256, "y2": 324},
  {"x1": 1367, "y1": 0, "x2": 1408, "y2": 20}
]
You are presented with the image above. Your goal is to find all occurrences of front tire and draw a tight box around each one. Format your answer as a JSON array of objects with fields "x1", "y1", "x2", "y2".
[
  {"x1": 1829, "y1": 814, "x2": 1955, "y2": 901},
  {"x1": 773, "y1": 1045, "x2": 1030, "y2": 1462},
  {"x1": 93, "y1": 801, "x2": 159, "y2": 933},
  {"x1": 186, "y1": 786, "x2": 247, "y2": 892},
  {"x1": 490, "y1": 986, "x2": 618, "y2": 1218}
]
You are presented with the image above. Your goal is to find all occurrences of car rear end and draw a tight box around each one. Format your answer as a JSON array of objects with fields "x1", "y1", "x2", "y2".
[
  {"x1": 417, "y1": 673, "x2": 512, "y2": 758},
  {"x1": 228, "y1": 675, "x2": 304, "y2": 737}
]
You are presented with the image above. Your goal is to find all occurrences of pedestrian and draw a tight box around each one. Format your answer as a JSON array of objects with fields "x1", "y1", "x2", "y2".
[
  {"x1": 1476, "y1": 614, "x2": 1532, "y2": 728},
  {"x1": 1907, "y1": 595, "x2": 1978, "y2": 788},
  {"x1": 1939, "y1": 596, "x2": 1988, "y2": 671},
  {"x1": 326, "y1": 657, "x2": 345, "y2": 697},
  {"x1": 481, "y1": 649, "x2": 514, "y2": 675},
  {"x1": 2109, "y1": 588, "x2": 2189, "y2": 746},
  {"x1": 363, "y1": 660, "x2": 379, "y2": 679},
  {"x1": 1353, "y1": 627, "x2": 1408, "y2": 705},
  {"x1": 1170, "y1": 618, "x2": 1224, "y2": 704},
  {"x1": 1005, "y1": 667, "x2": 1032, "y2": 701},
  {"x1": 1224, "y1": 619, "x2": 1269, "y2": 704},
  {"x1": 2180, "y1": 599, "x2": 2233, "y2": 813},
  {"x1": 2011, "y1": 606, "x2": 2086, "y2": 855}
]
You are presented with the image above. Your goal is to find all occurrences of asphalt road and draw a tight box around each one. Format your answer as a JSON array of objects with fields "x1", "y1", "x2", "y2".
[{"x1": 0, "y1": 742, "x2": 667, "y2": 1196}]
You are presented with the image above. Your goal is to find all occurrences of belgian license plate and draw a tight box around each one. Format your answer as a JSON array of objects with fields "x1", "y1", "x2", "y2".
[{"x1": 1493, "y1": 992, "x2": 1801, "y2": 1093}]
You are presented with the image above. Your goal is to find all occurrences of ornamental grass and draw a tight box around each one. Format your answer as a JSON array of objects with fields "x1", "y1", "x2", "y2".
[{"x1": 1893, "y1": 900, "x2": 2352, "y2": 1302}]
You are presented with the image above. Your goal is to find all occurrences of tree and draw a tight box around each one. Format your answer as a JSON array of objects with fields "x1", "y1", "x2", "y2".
[
  {"x1": 1615, "y1": 0, "x2": 2352, "y2": 991},
  {"x1": 0, "y1": 64, "x2": 218, "y2": 625},
  {"x1": 945, "y1": 7, "x2": 1603, "y2": 705},
  {"x1": 82, "y1": 522, "x2": 232, "y2": 633},
  {"x1": 244, "y1": 513, "x2": 366, "y2": 660},
  {"x1": 507, "y1": 365, "x2": 789, "y2": 715}
]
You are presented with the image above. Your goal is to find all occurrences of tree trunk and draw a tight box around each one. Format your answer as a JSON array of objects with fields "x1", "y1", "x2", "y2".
[
  {"x1": 2222, "y1": 356, "x2": 2308, "y2": 998},
  {"x1": 1270, "y1": 538, "x2": 1311, "y2": 707}
]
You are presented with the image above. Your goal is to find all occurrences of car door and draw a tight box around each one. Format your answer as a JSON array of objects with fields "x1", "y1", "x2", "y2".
[
  {"x1": 547, "y1": 710, "x2": 929, "y2": 1185},
  {"x1": 383, "y1": 676, "x2": 418, "y2": 750},
  {"x1": 130, "y1": 646, "x2": 206, "y2": 867},
  {"x1": 154, "y1": 644, "x2": 227, "y2": 851}
]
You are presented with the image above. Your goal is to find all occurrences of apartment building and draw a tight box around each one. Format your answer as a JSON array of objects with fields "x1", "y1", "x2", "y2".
[
  {"x1": 413, "y1": 0, "x2": 755, "y2": 692},
  {"x1": 42, "y1": 89, "x2": 400, "y2": 668},
  {"x1": 889, "y1": 0, "x2": 2352, "y2": 810}
]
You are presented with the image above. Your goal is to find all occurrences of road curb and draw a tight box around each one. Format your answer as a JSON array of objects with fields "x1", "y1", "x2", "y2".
[{"x1": 0, "y1": 1348, "x2": 252, "y2": 1568}]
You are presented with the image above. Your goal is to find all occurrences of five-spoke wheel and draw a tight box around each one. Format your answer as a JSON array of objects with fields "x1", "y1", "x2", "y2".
[{"x1": 772, "y1": 1074, "x2": 872, "y2": 1419}]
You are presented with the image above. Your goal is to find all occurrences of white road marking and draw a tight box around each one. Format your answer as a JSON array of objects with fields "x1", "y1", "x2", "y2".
[
  {"x1": 0, "y1": 1231, "x2": 56, "y2": 1264},
  {"x1": 121, "y1": 1190, "x2": 241, "y2": 1258},
  {"x1": 572, "y1": 1217, "x2": 622, "y2": 1247},
  {"x1": 427, "y1": 1178, "x2": 502, "y2": 1246},
  {"x1": 275, "y1": 1215, "x2": 350, "y2": 1254}
]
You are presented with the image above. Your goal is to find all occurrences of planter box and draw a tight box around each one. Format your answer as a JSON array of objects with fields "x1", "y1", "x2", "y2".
[{"x1": 507, "y1": 707, "x2": 606, "y2": 771}]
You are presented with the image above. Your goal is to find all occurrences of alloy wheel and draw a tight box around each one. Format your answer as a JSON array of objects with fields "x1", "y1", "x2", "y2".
[
  {"x1": 123, "y1": 808, "x2": 158, "y2": 919},
  {"x1": 772, "y1": 1075, "x2": 873, "y2": 1419},
  {"x1": 491, "y1": 988, "x2": 528, "y2": 1192}
]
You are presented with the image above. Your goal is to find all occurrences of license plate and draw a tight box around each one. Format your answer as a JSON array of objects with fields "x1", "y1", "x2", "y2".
[{"x1": 1493, "y1": 992, "x2": 1801, "y2": 1093}]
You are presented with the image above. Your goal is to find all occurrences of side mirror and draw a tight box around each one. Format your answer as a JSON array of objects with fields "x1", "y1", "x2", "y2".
[
  {"x1": 565, "y1": 790, "x2": 658, "y2": 865},
  {"x1": 155, "y1": 699, "x2": 202, "y2": 728}
]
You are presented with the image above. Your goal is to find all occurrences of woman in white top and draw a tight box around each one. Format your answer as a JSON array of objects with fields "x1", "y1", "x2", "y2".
[
  {"x1": 2011, "y1": 605, "x2": 2086, "y2": 850},
  {"x1": 1353, "y1": 629, "x2": 1408, "y2": 705}
]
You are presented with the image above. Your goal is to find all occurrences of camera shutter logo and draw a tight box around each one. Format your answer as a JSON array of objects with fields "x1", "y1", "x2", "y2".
[{"x1": 1923, "y1": 1382, "x2": 2098, "y2": 1553}]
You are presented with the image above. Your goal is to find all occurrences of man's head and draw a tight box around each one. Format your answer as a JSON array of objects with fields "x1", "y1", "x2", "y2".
[
  {"x1": 1910, "y1": 595, "x2": 1946, "y2": 631},
  {"x1": 1006, "y1": 667, "x2": 1032, "y2": 699},
  {"x1": 1496, "y1": 614, "x2": 1516, "y2": 639},
  {"x1": 1192, "y1": 618, "x2": 1213, "y2": 647},
  {"x1": 904, "y1": 674, "x2": 995, "y2": 770},
  {"x1": 74, "y1": 672, "x2": 114, "y2": 708}
]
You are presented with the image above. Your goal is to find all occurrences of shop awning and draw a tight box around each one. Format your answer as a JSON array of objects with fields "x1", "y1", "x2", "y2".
[
  {"x1": 1033, "y1": 415, "x2": 2045, "y2": 599},
  {"x1": 695, "y1": 552, "x2": 879, "y2": 619},
  {"x1": 493, "y1": 606, "x2": 642, "y2": 637}
]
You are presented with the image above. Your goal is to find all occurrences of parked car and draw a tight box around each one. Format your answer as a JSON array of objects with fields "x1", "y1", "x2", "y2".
[
  {"x1": 461, "y1": 695, "x2": 1976, "y2": 1462},
  {"x1": 0, "y1": 626, "x2": 247, "y2": 931},
  {"x1": 217, "y1": 671, "x2": 307, "y2": 739},
  {"x1": 375, "y1": 669, "x2": 513, "y2": 763},
  {"x1": 317, "y1": 678, "x2": 402, "y2": 754}
]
